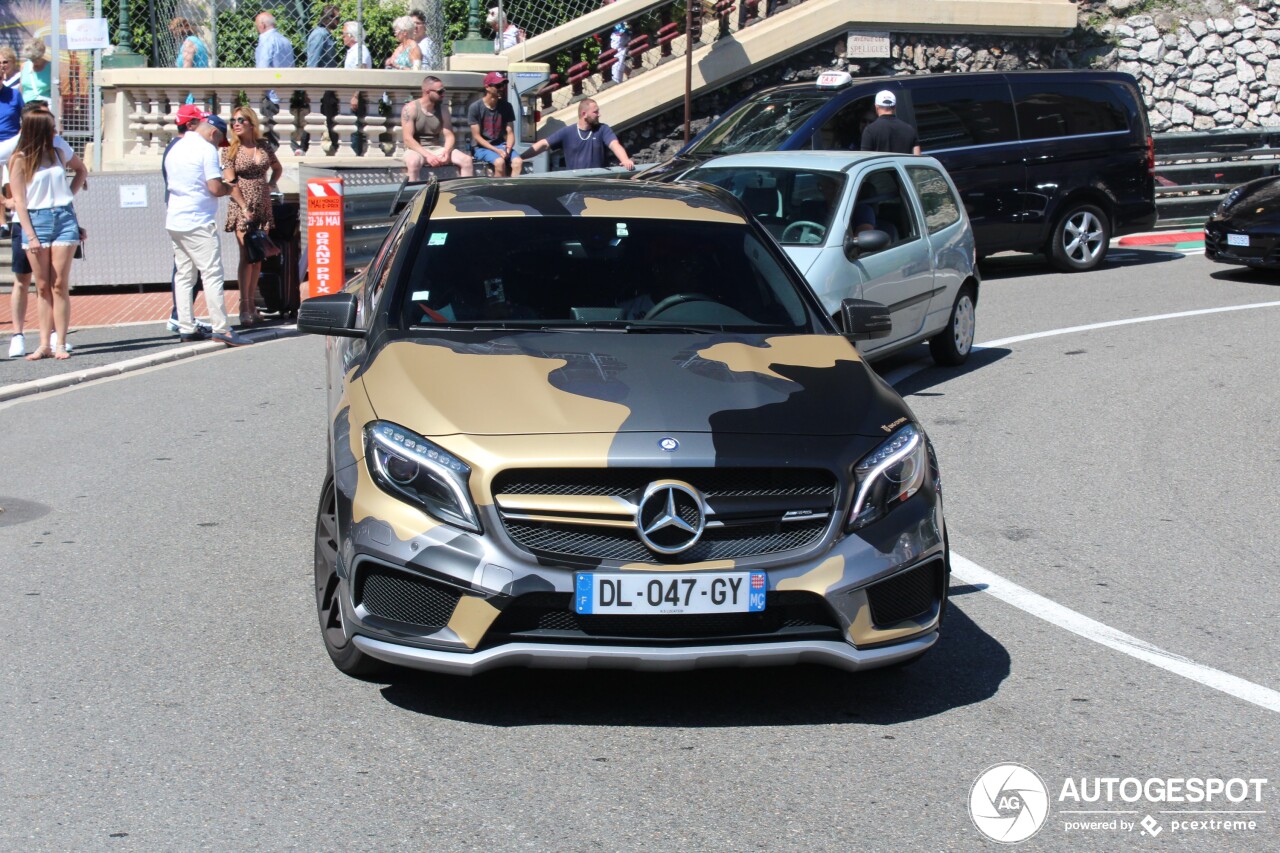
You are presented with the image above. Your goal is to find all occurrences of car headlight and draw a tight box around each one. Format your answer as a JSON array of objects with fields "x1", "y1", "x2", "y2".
[
  {"x1": 365, "y1": 421, "x2": 481, "y2": 532},
  {"x1": 1217, "y1": 186, "x2": 1244, "y2": 214},
  {"x1": 848, "y1": 424, "x2": 927, "y2": 531}
]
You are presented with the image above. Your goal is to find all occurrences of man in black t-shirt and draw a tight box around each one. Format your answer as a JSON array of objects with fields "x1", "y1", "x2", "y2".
[
  {"x1": 860, "y1": 90, "x2": 921, "y2": 155},
  {"x1": 468, "y1": 71, "x2": 517, "y2": 176}
]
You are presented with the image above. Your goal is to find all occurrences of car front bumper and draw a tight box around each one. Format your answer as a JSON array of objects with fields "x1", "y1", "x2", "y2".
[{"x1": 353, "y1": 632, "x2": 938, "y2": 675}]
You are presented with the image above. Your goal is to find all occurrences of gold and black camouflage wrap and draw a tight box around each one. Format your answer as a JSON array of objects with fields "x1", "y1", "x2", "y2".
[{"x1": 318, "y1": 179, "x2": 948, "y2": 672}]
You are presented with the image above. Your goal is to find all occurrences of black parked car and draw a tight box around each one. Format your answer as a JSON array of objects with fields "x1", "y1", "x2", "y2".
[
  {"x1": 641, "y1": 70, "x2": 1158, "y2": 272},
  {"x1": 1204, "y1": 176, "x2": 1280, "y2": 269}
]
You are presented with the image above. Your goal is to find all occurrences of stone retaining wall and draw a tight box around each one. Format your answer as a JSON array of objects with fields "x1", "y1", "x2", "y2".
[{"x1": 621, "y1": 0, "x2": 1277, "y2": 162}]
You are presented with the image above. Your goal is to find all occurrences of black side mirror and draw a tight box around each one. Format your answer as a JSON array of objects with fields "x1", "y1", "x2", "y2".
[
  {"x1": 298, "y1": 292, "x2": 364, "y2": 338},
  {"x1": 843, "y1": 228, "x2": 891, "y2": 261},
  {"x1": 838, "y1": 298, "x2": 892, "y2": 341}
]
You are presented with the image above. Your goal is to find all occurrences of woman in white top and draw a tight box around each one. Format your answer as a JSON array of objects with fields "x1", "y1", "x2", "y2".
[
  {"x1": 10, "y1": 108, "x2": 87, "y2": 360},
  {"x1": 384, "y1": 17, "x2": 422, "y2": 69}
]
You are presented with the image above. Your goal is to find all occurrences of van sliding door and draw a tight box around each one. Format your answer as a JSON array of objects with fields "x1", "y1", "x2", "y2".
[{"x1": 905, "y1": 81, "x2": 1027, "y2": 254}]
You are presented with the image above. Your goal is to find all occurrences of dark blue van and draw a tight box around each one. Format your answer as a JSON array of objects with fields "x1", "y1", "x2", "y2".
[{"x1": 643, "y1": 70, "x2": 1157, "y2": 272}]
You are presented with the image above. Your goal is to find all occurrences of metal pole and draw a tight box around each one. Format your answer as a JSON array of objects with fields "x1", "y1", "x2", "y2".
[
  {"x1": 357, "y1": 0, "x2": 364, "y2": 65},
  {"x1": 210, "y1": 0, "x2": 219, "y2": 68},
  {"x1": 51, "y1": 0, "x2": 62, "y2": 124},
  {"x1": 148, "y1": 0, "x2": 159, "y2": 67},
  {"x1": 683, "y1": 1, "x2": 692, "y2": 145},
  {"x1": 93, "y1": 0, "x2": 103, "y2": 171}
]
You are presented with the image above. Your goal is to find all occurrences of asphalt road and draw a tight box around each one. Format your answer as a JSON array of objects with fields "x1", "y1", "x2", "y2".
[{"x1": 1, "y1": 247, "x2": 1277, "y2": 852}]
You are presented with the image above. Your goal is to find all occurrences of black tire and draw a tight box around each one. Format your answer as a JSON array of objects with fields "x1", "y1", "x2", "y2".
[
  {"x1": 928, "y1": 284, "x2": 976, "y2": 366},
  {"x1": 315, "y1": 477, "x2": 384, "y2": 677},
  {"x1": 1048, "y1": 203, "x2": 1110, "y2": 272}
]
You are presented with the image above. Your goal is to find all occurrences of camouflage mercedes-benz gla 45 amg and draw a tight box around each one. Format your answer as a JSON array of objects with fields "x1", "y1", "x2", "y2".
[{"x1": 299, "y1": 177, "x2": 949, "y2": 677}]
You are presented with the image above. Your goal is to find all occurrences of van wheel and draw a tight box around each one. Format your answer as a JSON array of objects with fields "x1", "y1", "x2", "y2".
[
  {"x1": 1049, "y1": 203, "x2": 1110, "y2": 272},
  {"x1": 315, "y1": 477, "x2": 384, "y2": 677},
  {"x1": 929, "y1": 284, "x2": 976, "y2": 366}
]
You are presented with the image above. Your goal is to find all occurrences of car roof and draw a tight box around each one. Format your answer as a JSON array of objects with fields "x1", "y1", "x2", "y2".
[
  {"x1": 431, "y1": 177, "x2": 747, "y2": 224},
  {"x1": 688, "y1": 150, "x2": 936, "y2": 173},
  {"x1": 759, "y1": 69, "x2": 1133, "y2": 98}
]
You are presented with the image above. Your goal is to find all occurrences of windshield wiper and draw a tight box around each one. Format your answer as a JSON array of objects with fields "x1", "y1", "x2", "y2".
[{"x1": 533, "y1": 321, "x2": 730, "y2": 334}]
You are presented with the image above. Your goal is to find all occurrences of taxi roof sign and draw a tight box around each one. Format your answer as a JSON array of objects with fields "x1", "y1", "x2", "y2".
[{"x1": 816, "y1": 71, "x2": 853, "y2": 89}]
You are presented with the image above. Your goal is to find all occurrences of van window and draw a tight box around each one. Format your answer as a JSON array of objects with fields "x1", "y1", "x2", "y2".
[
  {"x1": 906, "y1": 167, "x2": 961, "y2": 234},
  {"x1": 1011, "y1": 82, "x2": 1130, "y2": 140},
  {"x1": 817, "y1": 98, "x2": 876, "y2": 150},
  {"x1": 853, "y1": 168, "x2": 919, "y2": 248},
  {"x1": 912, "y1": 83, "x2": 1017, "y2": 152},
  {"x1": 686, "y1": 92, "x2": 829, "y2": 155}
]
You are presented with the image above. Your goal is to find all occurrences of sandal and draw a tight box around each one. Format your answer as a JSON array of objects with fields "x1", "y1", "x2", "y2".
[
  {"x1": 239, "y1": 314, "x2": 256, "y2": 327},
  {"x1": 54, "y1": 347, "x2": 70, "y2": 360},
  {"x1": 25, "y1": 346, "x2": 53, "y2": 361}
]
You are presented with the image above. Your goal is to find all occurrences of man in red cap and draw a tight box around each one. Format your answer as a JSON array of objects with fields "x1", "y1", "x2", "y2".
[
  {"x1": 164, "y1": 112, "x2": 247, "y2": 345},
  {"x1": 163, "y1": 103, "x2": 211, "y2": 334},
  {"x1": 468, "y1": 71, "x2": 516, "y2": 176}
]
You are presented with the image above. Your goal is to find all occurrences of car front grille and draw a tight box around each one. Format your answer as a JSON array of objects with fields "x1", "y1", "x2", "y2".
[
  {"x1": 485, "y1": 590, "x2": 841, "y2": 644},
  {"x1": 865, "y1": 559, "x2": 944, "y2": 627},
  {"x1": 492, "y1": 468, "x2": 837, "y2": 565},
  {"x1": 1204, "y1": 227, "x2": 1280, "y2": 264},
  {"x1": 356, "y1": 566, "x2": 462, "y2": 629}
]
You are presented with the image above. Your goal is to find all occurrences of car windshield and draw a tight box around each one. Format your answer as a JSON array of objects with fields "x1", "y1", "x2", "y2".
[
  {"x1": 399, "y1": 217, "x2": 813, "y2": 331},
  {"x1": 685, "y1": 93, "x2": 828, "y2": 156},
  {"x1": 684, "y1": 167, "x2": 845, "y2": 246}
]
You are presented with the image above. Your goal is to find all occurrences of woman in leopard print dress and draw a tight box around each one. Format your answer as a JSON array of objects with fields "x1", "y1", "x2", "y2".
[{"x1": 222, "y1": 105, "x2": 281, "y2": 325}]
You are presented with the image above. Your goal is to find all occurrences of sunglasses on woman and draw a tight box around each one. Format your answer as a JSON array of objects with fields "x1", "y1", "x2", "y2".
[{"x1": 230, "y1": 117, "x2": 250, "y2": 125}]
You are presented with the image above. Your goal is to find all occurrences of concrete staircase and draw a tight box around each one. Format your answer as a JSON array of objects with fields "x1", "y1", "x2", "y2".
[{"x1": 492, "y1": 0, "x2": 1079, "y2": 135}]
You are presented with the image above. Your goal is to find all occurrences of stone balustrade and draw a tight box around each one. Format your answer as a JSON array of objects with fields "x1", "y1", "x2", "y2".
[{"x1": 97, "y1": 68, "x2": 491, "y2": 192}]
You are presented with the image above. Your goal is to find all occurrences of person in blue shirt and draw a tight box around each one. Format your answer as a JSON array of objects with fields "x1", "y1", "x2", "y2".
[
  {"x1": 169, "y1": 17, "x2": 210, "y2": 68},
  {"x1": 306, "y1": 5, "x2": 340, "y2": 68},
  {"x1": 513, "y1": 99, "x2": 634, "y2": 174},
  {"x1": 0, "y1": 47, "x2": 22, "y2": 142},
  {"x1": 255, "y1": 12, "x2": 296, "y2": 68}
]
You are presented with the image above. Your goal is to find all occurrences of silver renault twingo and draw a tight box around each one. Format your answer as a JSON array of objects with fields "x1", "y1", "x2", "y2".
[{"x1": 684, "y1": 151, "x2": 979, "y2": 366}]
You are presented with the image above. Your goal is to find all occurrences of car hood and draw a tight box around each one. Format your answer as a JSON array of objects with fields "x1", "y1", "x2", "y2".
[
  {"x1": 632, "y1": 154, "x2": 708, "y2": 184},
  {"x1": 782, "y1": 246, "x2": 825, "y2": 276},
  {"x1": 1213, "y1": 177, "x2": 1280, "y2": 226},
  {"x1": 357, "y1": 331, "x2": 907, "y2": 438}
]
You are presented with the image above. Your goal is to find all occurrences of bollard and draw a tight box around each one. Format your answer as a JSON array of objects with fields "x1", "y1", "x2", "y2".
[{"x1": 305, "y1": 177, "x2": 345, "y2": 299}]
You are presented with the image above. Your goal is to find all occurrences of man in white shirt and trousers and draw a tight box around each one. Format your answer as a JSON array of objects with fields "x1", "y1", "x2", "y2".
[{"x1": 163, "y1": 115, "x2": 248, "y2": 346}]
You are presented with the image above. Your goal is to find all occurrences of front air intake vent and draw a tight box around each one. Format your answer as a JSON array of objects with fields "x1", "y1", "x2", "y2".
[
  {"x1": 866, "y1": 560, "x2": 943, "y2": 627},
  {"x1": 356, "y1": 567, "x2": 462, "y2": 629}
]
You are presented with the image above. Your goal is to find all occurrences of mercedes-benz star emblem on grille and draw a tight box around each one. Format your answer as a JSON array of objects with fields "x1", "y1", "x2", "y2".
[{"x1": 636, "y1": 480, "x2": 706, "y2": 555}]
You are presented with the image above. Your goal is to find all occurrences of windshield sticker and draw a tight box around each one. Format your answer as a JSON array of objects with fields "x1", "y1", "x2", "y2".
[
  {"x1": 411, "y1": 290, "x2": 431, "y2": 301},
  {"x1": 616, "y1": 222, "x2": 629, "y2": 236},
  {"x1": 428, "y1": 232, "x2": 447, "y2": 246}
]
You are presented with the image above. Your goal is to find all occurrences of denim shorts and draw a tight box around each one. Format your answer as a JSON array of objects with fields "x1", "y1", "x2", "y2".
[
  {"x1": 22, "y1": 204, "x2": 80, "y2": 249},
  {"x1": 473, "y1": 144, "x2": 509, "y2": 165}
]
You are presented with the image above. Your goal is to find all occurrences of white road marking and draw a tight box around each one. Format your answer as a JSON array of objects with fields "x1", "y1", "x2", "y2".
[
  {"x1": 879, "y1": 300, "x2": 1280, "y2": 387},
  {"x1": 951, "y1": 553, "x2": 1280, "y2": 714},
  {"x1": 977, "y1": 300, "x2": 1280, "y2": 349}
]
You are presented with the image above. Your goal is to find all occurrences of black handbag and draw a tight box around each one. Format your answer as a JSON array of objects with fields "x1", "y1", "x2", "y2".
[{"x1": 244, "y1": 229, "x2": 280, "y2": 263}]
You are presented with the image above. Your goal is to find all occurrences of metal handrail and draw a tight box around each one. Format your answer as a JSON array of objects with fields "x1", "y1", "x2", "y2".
[{"x1": 1154, "y1": 129, "x2": 1280, "y2": 226}]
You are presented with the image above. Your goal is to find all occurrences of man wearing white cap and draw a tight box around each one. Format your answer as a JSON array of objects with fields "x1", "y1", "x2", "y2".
[{"x1": 861, "y1": 90, "x2": 920, "y2": 155}]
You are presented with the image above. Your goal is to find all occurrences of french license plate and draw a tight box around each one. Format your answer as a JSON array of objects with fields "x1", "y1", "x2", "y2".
[
  {"x1": 575, "y1": 572, "x2": 767, "y2": 615},
  {"x1": 1227, "y1": 233, "x2": 1250, "y2": 247}
]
